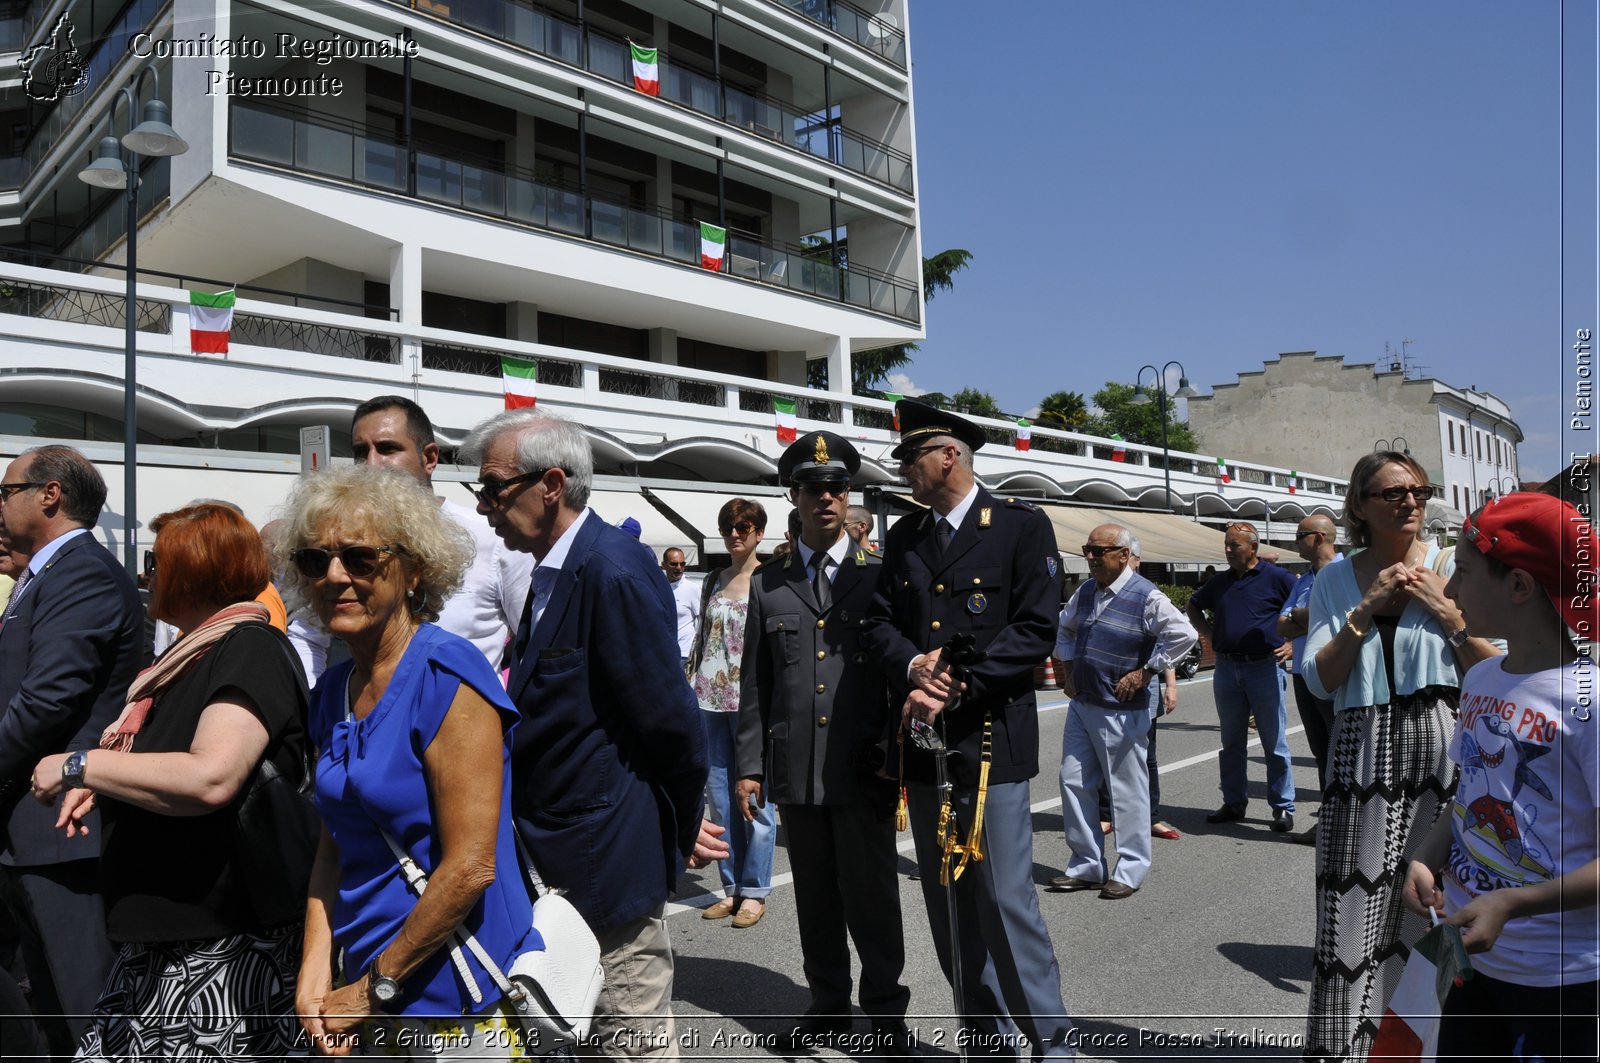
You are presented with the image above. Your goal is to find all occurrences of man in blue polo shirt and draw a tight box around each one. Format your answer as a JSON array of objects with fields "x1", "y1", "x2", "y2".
[{"x1": 1186, "y1": 522, "x2": 1297, "y2": 832}]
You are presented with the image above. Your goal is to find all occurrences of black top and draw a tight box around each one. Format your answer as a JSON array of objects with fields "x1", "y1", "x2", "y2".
[{"x1": 101, "y1": 623, "x2": 308, "y2": 943}]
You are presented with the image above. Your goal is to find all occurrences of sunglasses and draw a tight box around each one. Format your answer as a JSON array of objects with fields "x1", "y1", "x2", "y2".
[
  {"x1": 1081, "y1": 544, "x2": 1127, "y2": 559},
  {"x1": 291, "y1": 544, "x2": 402, "y2": 579},
  {"x1": 720, "y1": 521, "x2": 758, "y2": 537},
  {"x1": 1367, "y1": 485, "x2": 1435, "y2": 503},
  {"x1": 895, "y1": 444, "x2": 948, "y2": 467},
  {"x1": 0, "y1": 481, "x2": 43, "y2": 502},
  {"x1": 464, "y1": 469, "x2": 556, "y2": 506},
  {"x1": 1295, "y1": 530, "x2": 1323, "y2": 541},
  {"x1": 799, "y1": 480, "x2": 850, "y2": 497},
  {"x1": 143, "y1": 550, "x2": 156, "y2": 578}
]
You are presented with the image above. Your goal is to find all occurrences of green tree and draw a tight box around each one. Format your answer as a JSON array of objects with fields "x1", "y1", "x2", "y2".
[
  {"x1": 813, "y1": 249, "x2": 973, "y2": 393},
  {"x1": 1036, "y1": 390, "x2": 1090, "y2": 431},
  {"x1": 949, "y1": 387, "x2": 1002, "y2": 418},
  {"x1": 1088, "y1": 382, "x2": 1199, "y2": 451}
]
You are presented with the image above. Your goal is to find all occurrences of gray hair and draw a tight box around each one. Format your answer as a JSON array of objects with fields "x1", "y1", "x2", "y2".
[
  {"x1": 459, "y1": 410, "x2": 594, "y2": 511},
  {"x1": 21, "y1": 445, "x2": 107, "y2": 527},
  {"x1": 951, "y1": 439, "x2": 975, "y2": 472},
  {"x1": 274, "y1": 465, "x2": 472, "y2": 626},
  {"x1": 1127, "y1": 532, "x2": 1142, "y2": 558}
]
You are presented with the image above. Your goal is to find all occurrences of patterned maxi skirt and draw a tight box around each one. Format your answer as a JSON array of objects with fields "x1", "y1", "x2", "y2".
[
  {"x1": 74, "y1": 922, "x2": 306, "y2": 1061},
  {"x1": 1304, "y1": 687, "x2": 1458, "y2": 1062}
]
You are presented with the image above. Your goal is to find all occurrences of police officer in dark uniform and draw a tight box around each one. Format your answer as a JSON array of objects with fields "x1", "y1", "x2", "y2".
[
  {"x1": 862, "y1": 400, "x2": 1075, "y2": 1058},
  {"x1": 734, "y1": 431, "x2": 912, "y2": 1055}
]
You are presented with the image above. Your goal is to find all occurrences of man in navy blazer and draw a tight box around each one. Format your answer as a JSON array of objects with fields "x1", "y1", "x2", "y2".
[
  {"x1": 0, "y1": 445, "x2": 143, "y2": 1058},
  {"x1": 461, "y1": 411, "x2": 711, "y2": 1061}
]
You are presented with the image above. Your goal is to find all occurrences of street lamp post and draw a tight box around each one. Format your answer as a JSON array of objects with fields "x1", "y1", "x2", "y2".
[
  {"x1": 1486, "y1": 475, "x2": 1518, "y2": 501},
  {"x1": 1129, "y1": 361, "x2": 1199, "y2": 512},
  {"x1": 1374, "y1": 436, "x2": 1411, "y2": 456},
  {"x1": 77, "y1": 66, "x2": 188, "y2": 574}
]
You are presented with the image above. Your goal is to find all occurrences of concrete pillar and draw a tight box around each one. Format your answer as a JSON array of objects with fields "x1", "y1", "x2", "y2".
[
  {"x1": 649, "y1": 327, "x2": 678, "y2": 365},
  {"x1": 390, "y1": 242, "x2": 422, "y2": 368},
  {"x1": 822, "y1": 334, "x2": 851, "y2": 395},
  {"x1": 507, "y1": 301, "x2": 540, "y2": 342}
]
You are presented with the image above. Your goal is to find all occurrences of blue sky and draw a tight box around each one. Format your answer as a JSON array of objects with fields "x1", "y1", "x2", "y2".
[{"x1": 903, "y1": 1, "x2": 1596, "y2": 479}]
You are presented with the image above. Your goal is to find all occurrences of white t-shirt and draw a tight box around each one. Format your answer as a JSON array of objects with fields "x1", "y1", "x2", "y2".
[
  {"x1": 669, "y1": 575, "x2": 701, "y2": 659},
  {"x1": 1445, "y1": 656, "x2": 1600, "y2": 986},
  {"x1": 288, "y1": 498, "x2": 533, "y2": 682}
]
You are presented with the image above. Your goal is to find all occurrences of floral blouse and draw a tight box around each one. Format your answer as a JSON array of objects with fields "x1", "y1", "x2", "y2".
[{"x1": 692, "y1": 592, "x2": 748, "y2": 713}]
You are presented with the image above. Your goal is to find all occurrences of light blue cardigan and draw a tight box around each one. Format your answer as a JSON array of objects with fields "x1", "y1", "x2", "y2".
[{"x1": 1302, "y1": 545, "x2": 1460, "y2": 710}]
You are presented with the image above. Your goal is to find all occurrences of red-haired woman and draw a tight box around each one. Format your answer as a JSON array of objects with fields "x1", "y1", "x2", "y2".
[{"x1": 31, "y1": 503, "x2": 310, "y2": 1061}]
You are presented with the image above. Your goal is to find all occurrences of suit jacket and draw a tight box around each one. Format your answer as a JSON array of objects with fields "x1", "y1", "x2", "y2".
[
  {"x1": 506, "y1": 515, "x2": 708, "y2": 932},
  {"x1": 861, "y1": 489, "x2": 1059, "y2": 788},
  {"x1": 0, "y1": 533, "x2": 144, "y2": 865},
  {"x1": 734, "y1": 544, "x2": 894, "y2": 807}
]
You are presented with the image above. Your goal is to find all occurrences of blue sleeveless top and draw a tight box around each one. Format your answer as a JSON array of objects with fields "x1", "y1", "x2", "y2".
[
  {"x1": 1070, "y1": 572, "x2": 1159, "y2": 714},
  {"x1": 310, "y1": 623, "x2": 540, "y2": 1017}
]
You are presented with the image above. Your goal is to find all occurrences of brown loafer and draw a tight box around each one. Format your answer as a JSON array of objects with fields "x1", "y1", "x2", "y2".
[
  {"x1": 1099, "y1": 881, "x2": 1138, "y2": 900},
  {"x1": 731, "y1": 900, "x2": 766, "y2": 928},
  {"x1": 702, "y1": 896, "x2": 737, "y2": 920},
  {"x1": 1047, "y1": 875, "x2": 1103, "y2": 893}
]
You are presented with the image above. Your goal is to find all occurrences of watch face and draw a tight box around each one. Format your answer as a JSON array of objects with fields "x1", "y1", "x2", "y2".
[{"x1": 373, "y1": 977, "x2": 399, "y2": 1003}]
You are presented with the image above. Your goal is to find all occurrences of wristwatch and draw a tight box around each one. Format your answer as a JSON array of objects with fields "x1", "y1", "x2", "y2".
[
  {"x1": 1446, "y1": 626, "x2": 1470, "y2": 649},
  {"x1": 366, "y1": 958, "x2": 401, "y2": 1011},
  {"x1": 61, "y1": 750, "x2": 88, "y2": 789}
]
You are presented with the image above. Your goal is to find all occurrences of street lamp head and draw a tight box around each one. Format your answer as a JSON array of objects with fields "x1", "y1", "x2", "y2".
[
  {"x1": 123, "y1": 99, "x2": 188, "y2": 157},
  {"x1": 78, "y1": 137, "x2": 130, "y2": 188},
  {"x1": 1174, "y1": 377, "x2": 1199, "y2": 399},
  {"x1": 1129, "y1": 387, "x2": 1152, "y2": 407}
]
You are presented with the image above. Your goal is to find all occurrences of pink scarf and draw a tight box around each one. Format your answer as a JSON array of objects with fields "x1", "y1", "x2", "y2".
[{"x1": 101, "y1": 602, "x2": 272, "y2": 752}]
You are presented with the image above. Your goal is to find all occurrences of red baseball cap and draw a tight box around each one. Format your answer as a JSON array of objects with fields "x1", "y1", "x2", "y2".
[{"x1": 1462, "y1": 492, "x2": 1599, "y2": 639}]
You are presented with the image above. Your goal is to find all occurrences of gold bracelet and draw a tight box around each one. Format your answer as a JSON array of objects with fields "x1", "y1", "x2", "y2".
[{"x1": 1344, "y1": 608, "x2": 1369, "y2": 639}]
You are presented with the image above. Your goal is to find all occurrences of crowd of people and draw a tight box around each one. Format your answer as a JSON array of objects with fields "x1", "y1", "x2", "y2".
[{"x1": 0, "y1": 401, "x2": 1593, "y2": 1062}]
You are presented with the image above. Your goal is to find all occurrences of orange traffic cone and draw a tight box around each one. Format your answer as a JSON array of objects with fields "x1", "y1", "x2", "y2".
[{"x1": 1039, "y1": 657, "x2": 1058, "y2": 689}]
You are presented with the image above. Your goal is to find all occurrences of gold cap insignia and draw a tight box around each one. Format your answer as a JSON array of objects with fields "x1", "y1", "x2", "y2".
[{"x1": 814, "y1": 434, "x2": 830, "y2": 465}]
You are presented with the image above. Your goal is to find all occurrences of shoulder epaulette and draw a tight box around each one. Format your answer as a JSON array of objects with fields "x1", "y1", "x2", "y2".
[{"x1": 1004, "y1": 497, "x2": 1040, "y2": 512}]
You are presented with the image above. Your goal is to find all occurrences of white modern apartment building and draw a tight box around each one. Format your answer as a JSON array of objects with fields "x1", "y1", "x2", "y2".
[{"x1": 1, "y1": 0, "x2": 1344, "y2": 567}]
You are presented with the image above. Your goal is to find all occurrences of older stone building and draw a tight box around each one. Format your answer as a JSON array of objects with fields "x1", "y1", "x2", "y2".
[{"x1": 1187, "y1": 351, "x2": 1523, "y2": 524}]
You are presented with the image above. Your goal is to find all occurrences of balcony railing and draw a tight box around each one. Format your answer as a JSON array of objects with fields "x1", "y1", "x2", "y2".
[
  {"x1": 227, "y1": 102, "x2": 921, "y2": 324},
  {"x1": 764, "y1": 0, "x2": 906, "y2": 69},
  {"x1": 383, "y1": 0, "x2": 912, "y2": 193},
  {"x1": 0, "y1": 261, "x2": 1350, "y2": 511}
]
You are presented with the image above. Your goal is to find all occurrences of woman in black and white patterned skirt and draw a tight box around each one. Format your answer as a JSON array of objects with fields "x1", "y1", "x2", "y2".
[
  {"x1": 30, "y1": 503, "x2": 310, "y2": 1061},
  {"x1": 1298, "y1": 452, "x2": 1501, "y2": 1060}
]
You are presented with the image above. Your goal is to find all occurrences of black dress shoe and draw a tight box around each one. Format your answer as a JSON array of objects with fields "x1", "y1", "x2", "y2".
[
  {"x1": 1272, "y1": 809, "x2": 1295, "y2": 833},
  {"x1": 1205, "y1": 804, "x2": 1247, "y2": 823},
  {"x1": 784, "y1": 1017, "x2": 853, "y2": 1053}
]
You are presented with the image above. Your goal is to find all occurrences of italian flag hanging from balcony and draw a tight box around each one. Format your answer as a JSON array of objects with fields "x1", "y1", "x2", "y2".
[
  {"x1": 883, "y1": 392, "x2": 903, "y2": 430},
  {"x1": 630, "y1": 42, "x2": 660, "y2": 96},
  {"x1": 1111, "y1": 434, "x2": 1127, "y2": 462},
  {"x1": 1288, "y1": 471, "x2": 1299, "y2": 494},
  {"x1": 700, "y1": 222, "x2": 727, "y2": 271},
  {"x1": 1014, "y1": 418, "x2": 1031, "y2": 451},
  {"x1": 501, "y1": 356, "x2": 538, "y2": 409},
  {"x1": 1217, "y1": 458, "x2": 1232, "y2": 484},
  {"x1": 189, "y1": 288, "x2": 235, "y2": 355},
  {"x1": 773, "y1": 396, "x2": 798, "y2": 443}
]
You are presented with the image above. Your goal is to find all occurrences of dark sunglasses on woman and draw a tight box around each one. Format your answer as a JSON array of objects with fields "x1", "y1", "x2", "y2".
[{"x1": 290, "y1": 544, "x2": 402, "y2": 579}]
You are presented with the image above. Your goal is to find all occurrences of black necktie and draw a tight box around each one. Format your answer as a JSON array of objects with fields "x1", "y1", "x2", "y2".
[
  {"x1": 812, "y1": 555, "x2": 832, "y2": 611},
  {"x1": 936, "y1": 518, "x2": 953, "y2": 556}
]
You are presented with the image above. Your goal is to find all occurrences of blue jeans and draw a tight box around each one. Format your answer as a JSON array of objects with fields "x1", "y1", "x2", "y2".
[
  {"x1": 1212, "y1": 657, "x2": 1295, "y2": 812},
  {"x1": 702, "y1": 710, "x2": 775, "y2": 900}
]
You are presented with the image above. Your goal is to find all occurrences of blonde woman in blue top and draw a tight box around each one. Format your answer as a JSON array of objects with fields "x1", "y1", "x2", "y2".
[
  {"x1": 282, "y1": 466, "x2": 550, "y2": 1059},
  {"x1": 1299, "y1": 452, "x2": 1500, "y2": 1062}
]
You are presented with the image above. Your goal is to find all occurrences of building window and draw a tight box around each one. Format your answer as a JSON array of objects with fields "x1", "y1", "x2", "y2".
[
  {"x1": 1476, "y1": 431, "x2": 1482, "y2": 460},
  {"x1": 1447, "y1": 421, "x2": 1455, "y2": 454},
  {"x1": 1453, "y1": 484, "x2": 1460, "y2": 510}
]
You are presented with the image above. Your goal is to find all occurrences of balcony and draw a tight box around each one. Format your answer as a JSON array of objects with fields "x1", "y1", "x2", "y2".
[
  {"x1": 0, "y1": 260, "x2": 1347, "y2": 519},
  {"x1": 226, "y1": 102, "x2": 921, "y2": 324},
  {"x1": 382, "y1": 0, "x2": 913, "y2": 194},
  {"x1": 763, "y1": 0, "x2": 906, "y2": 69}
]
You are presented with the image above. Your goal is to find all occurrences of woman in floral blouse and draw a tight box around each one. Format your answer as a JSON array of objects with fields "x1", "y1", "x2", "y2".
[{"x1": 690, "y1": 498, "x2": 774, "y2": 928}]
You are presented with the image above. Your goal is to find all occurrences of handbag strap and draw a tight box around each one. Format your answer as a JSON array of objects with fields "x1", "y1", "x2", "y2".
[{"x1": 377, "y1": 827, "x2": 516, "y2": 1008}]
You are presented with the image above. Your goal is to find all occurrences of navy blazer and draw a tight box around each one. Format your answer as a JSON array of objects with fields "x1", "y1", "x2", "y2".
[
  {"x1": 506, "y1": 514, "x2": 708, "y2": 932},
  {"x1": 0, "y1": 533, "x2": 144, "y2": 865},
  {"x1": 861, "y1": 489, "x2": 1059, "y2": 788}
]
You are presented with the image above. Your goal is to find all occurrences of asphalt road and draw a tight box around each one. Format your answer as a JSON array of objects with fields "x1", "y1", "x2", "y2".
[{"x1": 664, "y1": 672, "x2": 1325, "y2": 1062}]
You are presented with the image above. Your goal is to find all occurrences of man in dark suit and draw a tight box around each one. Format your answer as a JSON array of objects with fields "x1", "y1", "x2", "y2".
[
  {"x1": 863, "y1": 400, "x2": 1075, "y2": 1059},
  {"x1": 0, "y1": 445, "x2": 142, "y2": 1058},
  {"x1": 734, "y1": 432, "x2": 910, "y2": 1054},
  {"x1": 460, "y1": 411, "x2": 711, "y2": 1061}
]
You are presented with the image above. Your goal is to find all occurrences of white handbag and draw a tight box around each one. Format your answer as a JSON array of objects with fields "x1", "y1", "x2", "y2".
[{"x1": 381, "y1": 829, "x2": 605, "y2": 1055}]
